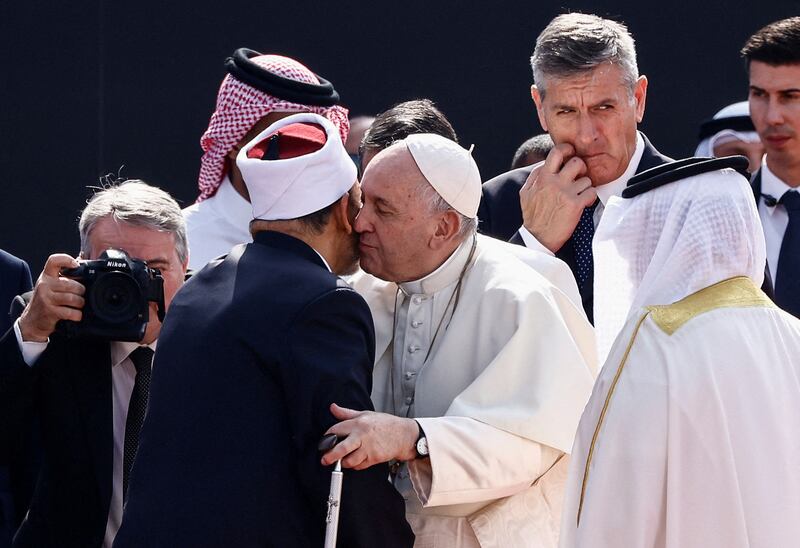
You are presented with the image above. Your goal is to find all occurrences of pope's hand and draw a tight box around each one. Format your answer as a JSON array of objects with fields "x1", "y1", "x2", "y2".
[
  {"x1": 519, "y1": 143, "x2": 597, "y2": 253},
  {"x1": 321, "y1": 404, "x2": 419, "y2": 470}
]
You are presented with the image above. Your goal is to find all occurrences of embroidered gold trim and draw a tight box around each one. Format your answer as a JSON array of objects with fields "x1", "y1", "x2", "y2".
[
  {"x1": 646, "y1": 276, "x2": 774, "y2": 335},
  {"x1": 576, "y1": 276, "x2": 773, "y2": 527},
  {"x1": 577, "y1": 310, "x2": 649, "y2": 526}
]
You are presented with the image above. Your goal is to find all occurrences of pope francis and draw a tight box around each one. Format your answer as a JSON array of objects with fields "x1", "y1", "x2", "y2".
[{"x1": 322, "y1": 134, "x2": 597, "y2": 547}]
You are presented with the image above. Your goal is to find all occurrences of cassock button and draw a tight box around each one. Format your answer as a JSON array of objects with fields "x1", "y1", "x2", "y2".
[
  {"x1": 412, "y1": 296, "x2": 422, "y2": 305},
  {"x1": 404, "y1": 371, "x2": 415, "y2": 380},
  {"x1": 411, "y1": 320, "x2": 423, "y2": 328},
  {"x1": 405, "y1": 396, "x2": 413, "y2": 405},
  {"x1": 408, "y1": 344, "x2": 420, "y2": 353}
]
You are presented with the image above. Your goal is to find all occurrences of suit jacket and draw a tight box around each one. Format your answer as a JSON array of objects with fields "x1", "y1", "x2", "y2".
[
  {"x1": 750, "y1": 169, "x2": 777, "y2": 299},
  {"x1": 478, "y1": 133, "x2": 671, "y2": 323},
  {"x1": 0, "y1": 251, "x2": 31, "y2": 335},
  {"x1": 114, "y1": 231, "x2": 413, "y2": 548},
  {"x1": 0, "y1": 328, "x2": 115, "y2": 548},
  {"x1": 0, "y1": 252, "x2": 35, "y2": 548}
]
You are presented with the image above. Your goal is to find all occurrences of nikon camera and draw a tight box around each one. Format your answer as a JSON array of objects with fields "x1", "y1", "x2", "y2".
[{"x1": 57, "y1": 249, "x2": 165, "y2": 341}]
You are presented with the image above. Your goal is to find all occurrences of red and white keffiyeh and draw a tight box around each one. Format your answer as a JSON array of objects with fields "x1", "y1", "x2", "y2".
[{"x1": 196, "y1": 54, "x2": 349, "y2": 201}]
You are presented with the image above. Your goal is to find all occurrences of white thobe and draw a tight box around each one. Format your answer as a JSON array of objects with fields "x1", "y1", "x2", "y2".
[
  {"x1": 183, "y1": 175, "x2": 252, "y2": 270},
  {"x1": 352, "y1": 234, "x2": 597, "y2": 548},
  {"x1": 560, "y1": 277, "x2": 800, "y2": 548}
]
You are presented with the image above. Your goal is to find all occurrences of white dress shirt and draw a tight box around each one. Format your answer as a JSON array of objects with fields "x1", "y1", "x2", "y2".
[
  {"x1": 13, "y1": 321, "x2": 155, "y2": 548},
  {"x1": 758, "y1": 158, "x2": 795, "y2": 282},
  {"x1": 518, "y1": 133, "x2": 646, "y2": 254},
  {"x1": 183, "y1": 175, "x2": 253, "y2": 270}
]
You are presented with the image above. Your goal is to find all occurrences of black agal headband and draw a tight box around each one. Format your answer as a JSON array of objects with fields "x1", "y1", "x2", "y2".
[
  {"x1": 622, "y1": 156, "x2": 750, "y2": 199},
  {"x1": 697, "y1": 115, "x2": 755, "y2": 141},
  {"x1": 223, "y1": 48, "x2": 341, "y2": 107}
]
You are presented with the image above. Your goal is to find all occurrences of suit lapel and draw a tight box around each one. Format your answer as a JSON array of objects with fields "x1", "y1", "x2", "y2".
[
  {"x1": 68, "y1": 340, "x2": 114, "y2": 510},
  {"x1": 751, "y1": 169, "x2": 763, "y2": 203},
  {"x1": 632, "y1": 133, "x2": 672, "y2": 176}
]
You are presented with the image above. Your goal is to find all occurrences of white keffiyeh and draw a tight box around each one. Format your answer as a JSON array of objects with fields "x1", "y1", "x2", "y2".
[
  {"x1": 592, "y1": 167, "x2": 767, "y2": 362},
  {"x1": 694, "y1": 101, "x2": 760, "y2": 157}
]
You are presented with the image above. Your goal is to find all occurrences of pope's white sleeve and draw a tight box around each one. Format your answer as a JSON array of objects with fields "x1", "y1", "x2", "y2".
[
  {"x1": 517, "y1": 226, "x2": 555, "y2": 256},
  {"x1": 13, "y1": 319, "x2": 48, "y2": 366},
  {"x1": 407, "y1": 416, "x2": 562, "y2": 507}
]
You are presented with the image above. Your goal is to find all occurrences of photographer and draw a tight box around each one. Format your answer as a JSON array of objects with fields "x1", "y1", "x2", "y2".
[{"x1": 0, "y1": 180, "x2": 188, "y2": 548}]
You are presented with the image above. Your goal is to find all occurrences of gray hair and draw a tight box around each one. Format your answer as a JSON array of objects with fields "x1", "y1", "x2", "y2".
[
  {"x1": 79, "y1": 180, "x2": 188, "y2": 264},
  {"x1": 415, "y1": 179, "x2": 477, "y2": 241},
  {"x1": 531, "y1": 13, "x2": 639, "y2": 97}
]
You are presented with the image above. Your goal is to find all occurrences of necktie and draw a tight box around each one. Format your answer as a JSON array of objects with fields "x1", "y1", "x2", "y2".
[
  {"x1": 123, "y1": 346, "x2": 154, "y2": 498},
  {"x1": 574, "y1": 201, "x2": 598, "y2": 291},
  {"x1": 776, "y1": 190, "x2": 800, "y2": 317}
]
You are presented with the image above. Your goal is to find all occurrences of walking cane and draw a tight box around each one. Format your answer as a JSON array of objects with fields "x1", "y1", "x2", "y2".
[{"x1": 318, "y1": 434, "x2": 342, "y2": 548}]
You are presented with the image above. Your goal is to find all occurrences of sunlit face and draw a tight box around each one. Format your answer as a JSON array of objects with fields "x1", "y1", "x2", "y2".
[
  {"x1": 87, "y1": 216, "x2": 187, "y2": 344},
  {"x1": 748, "y1": 61, "x2": 800, "y2": 171},
  {"x1": 354, "y1": 145, "x2": 444, "y2": 282},
  {"x1": 712, "y1": 138, "x2": 765, "y2": 174},
  {"x1": 532, "y1": 63, "x2": 647, "y2": 186}
]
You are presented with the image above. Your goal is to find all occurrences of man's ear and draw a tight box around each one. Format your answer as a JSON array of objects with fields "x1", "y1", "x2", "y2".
[
  {"x1": 633, "y1": 75, "x2": 648, "y2": 124},
  {"x1": 429, "y1": 210, "x2": 462, "y2": 250},
  {"x1": 333, "y1": 193, "x2": 354, "y2": 234},
  {"x1": 226, "y1": 145, "x2": 241, "y2": 162},
  {"x1": 531, "y1": 85, "x2": 548, "y2": 132}
]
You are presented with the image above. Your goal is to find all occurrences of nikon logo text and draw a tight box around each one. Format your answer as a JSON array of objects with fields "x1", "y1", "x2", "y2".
[{"x1": 107, "y1": 261, "x2": 127, "y2": 268}]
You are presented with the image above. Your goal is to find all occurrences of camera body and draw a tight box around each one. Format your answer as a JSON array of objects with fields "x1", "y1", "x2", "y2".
[{"x1": 57, "y1": 249, "x2": 165, "y2": 341}]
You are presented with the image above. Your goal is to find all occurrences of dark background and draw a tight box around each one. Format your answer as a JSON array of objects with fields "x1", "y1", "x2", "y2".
[{"x1": 1, "y1": 0, "x2": 796, "y2": 274}]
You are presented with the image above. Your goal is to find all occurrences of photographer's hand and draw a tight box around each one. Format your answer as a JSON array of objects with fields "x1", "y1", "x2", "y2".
[{"x1": 19, "y1": 254, "x2": 85, "y2": 342}]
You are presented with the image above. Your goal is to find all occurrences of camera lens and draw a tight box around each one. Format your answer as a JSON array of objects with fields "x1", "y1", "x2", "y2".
[{"x1": 90, "y1": 271, "x2": 143, "y2": 324}]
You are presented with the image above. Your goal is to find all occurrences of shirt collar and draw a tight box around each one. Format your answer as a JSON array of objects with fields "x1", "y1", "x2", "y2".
[
  {"x1": 111, "y1": 340, "x2": 157, "y2": 368},
  {"x1": 399, "y1": 235, "x2": 475, "y2": 296},
  {"x1": 311, "y1": 248, "x2": 332, "y2": 272},
  {"x1": 761, "y1": 158, "x2": 795, "y2": 214},
  {"x1": 595, "y1": 132, "x2": 645, "y2": 205}
]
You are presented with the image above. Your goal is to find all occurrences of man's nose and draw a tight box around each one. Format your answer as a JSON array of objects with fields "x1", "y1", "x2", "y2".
[
  {"x1": 353, "y1": 208, "x2": 369, "y2": 234},
  {"x1": 766, "y1": 98, "x2": 785, "y2": 126},
  {"x1": 575, "y1": 114, "x2": 598, "y2": 145}
]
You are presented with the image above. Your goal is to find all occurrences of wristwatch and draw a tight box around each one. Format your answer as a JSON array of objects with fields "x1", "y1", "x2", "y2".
[{"x1": 414, "y1": 421, "x2": 429, "y2": 458}]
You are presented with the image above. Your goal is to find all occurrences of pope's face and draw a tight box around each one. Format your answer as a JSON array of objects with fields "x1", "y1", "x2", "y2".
[
  {"x1": 532, "y1": 63, "x2": 647, "y2": 186},
  {"x1": 87, "y1": 216, "x2": 187, "y2": 344},
  {"x1": 354, "y1": 146, "x2": 443, "y2": 283},
  {"x1": 748, "y1": 61, "x2": 800, "y2": 171}
]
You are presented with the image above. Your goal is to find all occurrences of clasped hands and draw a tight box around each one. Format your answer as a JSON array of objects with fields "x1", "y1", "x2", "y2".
[{"x1": 320, "y1": 403, "x2": 420, "y2": 470}]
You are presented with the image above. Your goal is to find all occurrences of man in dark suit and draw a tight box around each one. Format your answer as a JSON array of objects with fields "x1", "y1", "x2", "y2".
[
  {"x1": 0, "y1": 250, "x2": 33, "y2": 548},
  {"x1": 478, "y1": 13, "x2": 672, "y2": 323},
  {"x1": 0, "y1": 251, "x2": 31, "y2": 334},
  {"x1": 0, "y1": 181, "x2": 188, "y2": 547},
  {"x1": 115, "y1": 115, "x2": 413, "y2": 547},
  {"x1": 742, "y1": 17, "x2": 800, "y2": 317}
]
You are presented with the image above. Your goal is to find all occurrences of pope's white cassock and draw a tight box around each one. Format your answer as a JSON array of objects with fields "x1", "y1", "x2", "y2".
[
  {"x1": 352, "y1": 233, "x2": 597, "y2": 548},
  {"x1": 560, "y1": 166, "x2": 800, "y2": 547}
]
